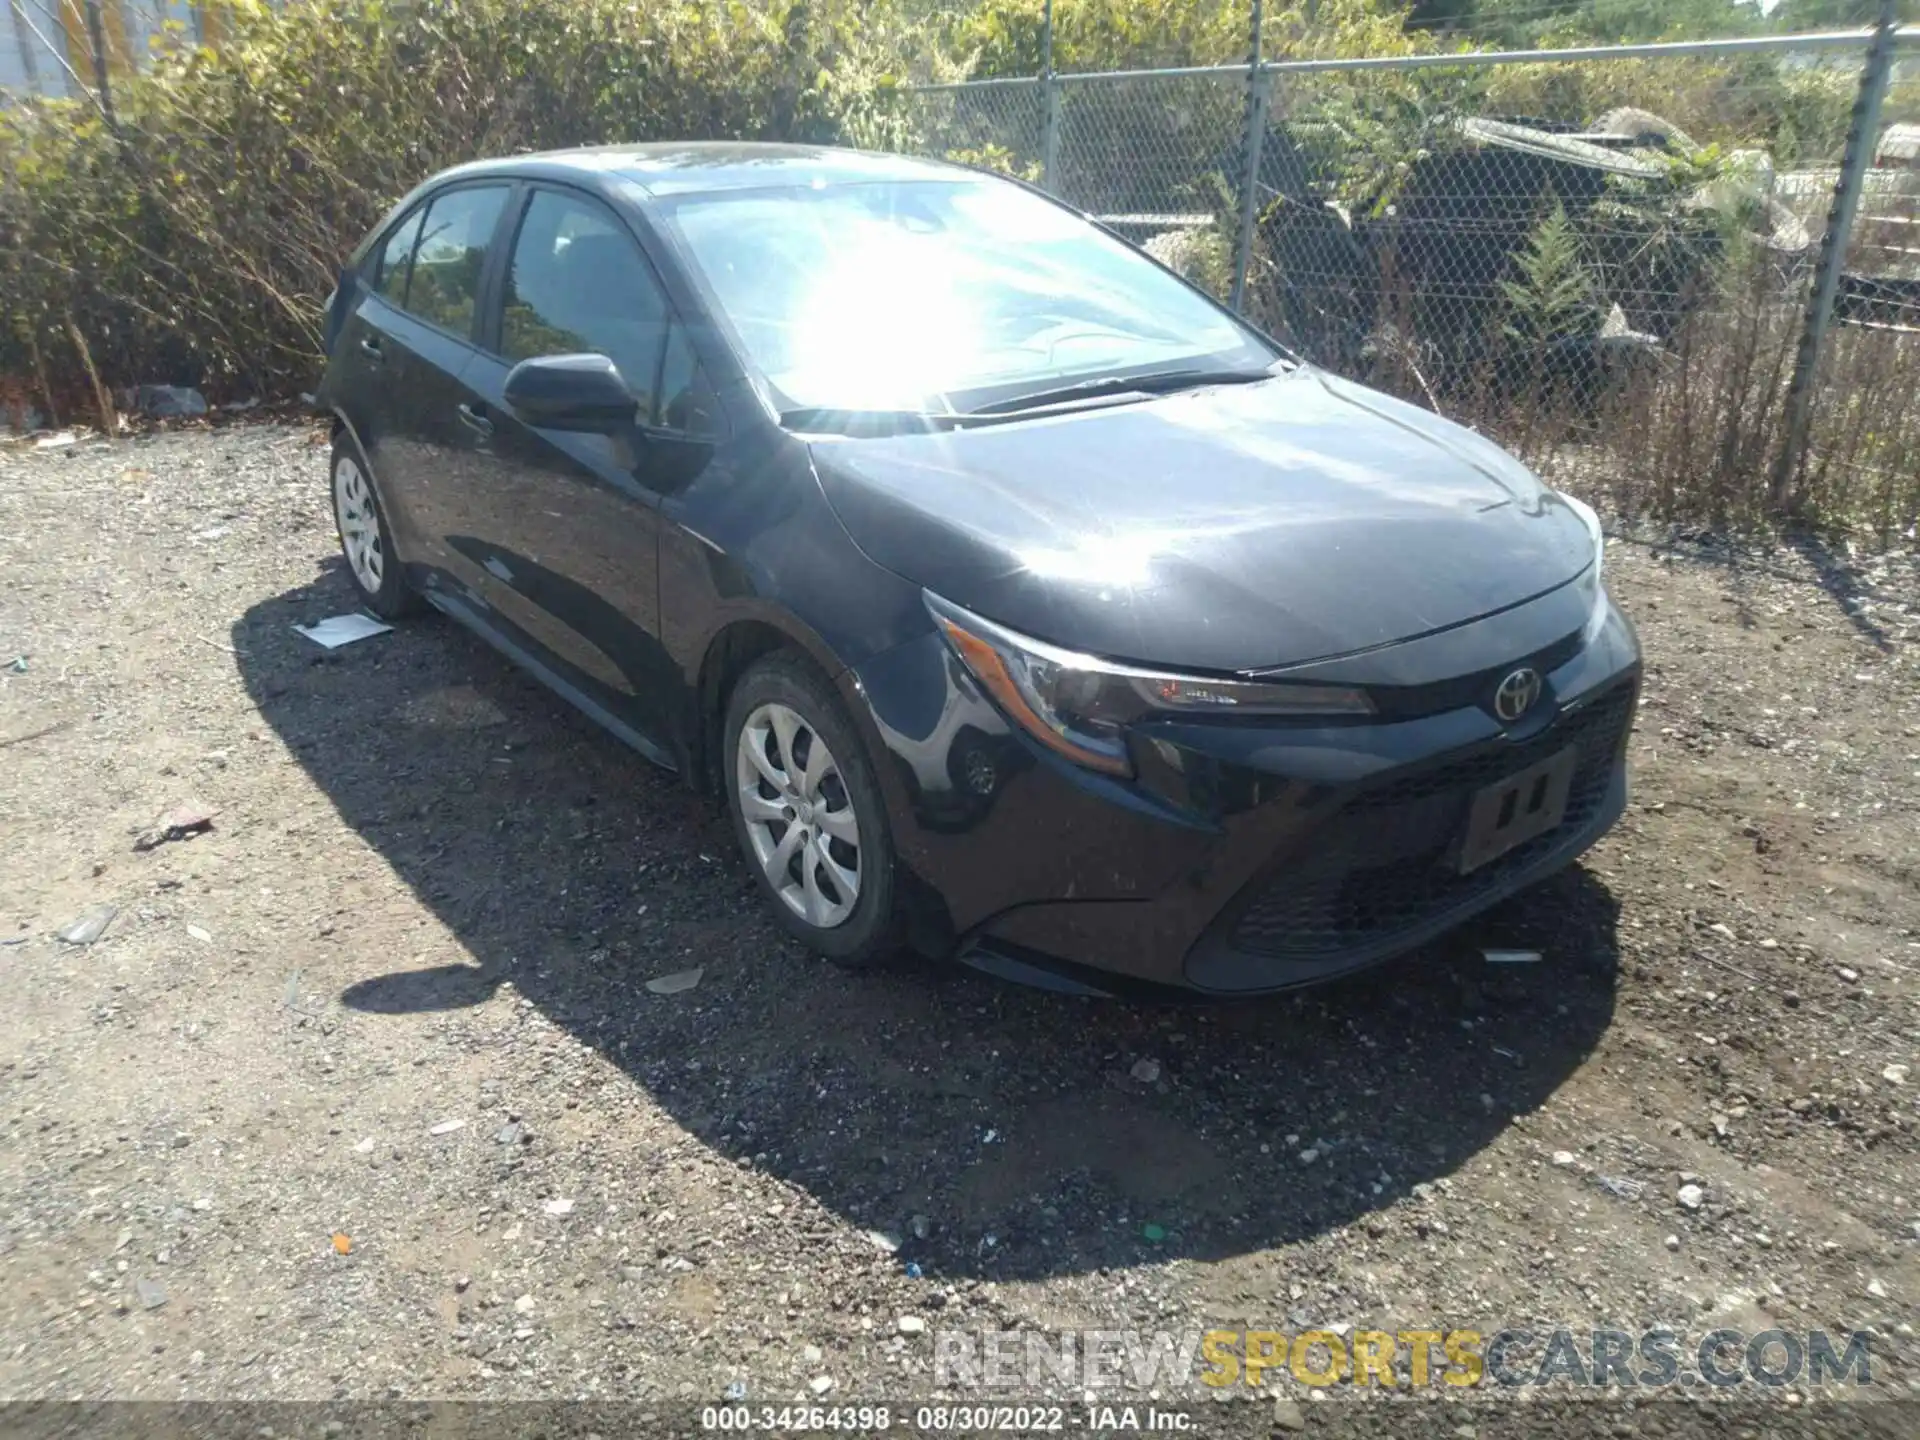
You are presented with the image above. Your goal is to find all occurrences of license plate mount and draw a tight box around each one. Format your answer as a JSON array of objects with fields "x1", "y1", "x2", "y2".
[{"x1": 1457, "y1": 745, "x2": 1578, "y2": 874}]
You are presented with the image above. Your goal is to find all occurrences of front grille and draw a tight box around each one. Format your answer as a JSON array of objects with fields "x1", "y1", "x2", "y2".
[
  {"x1": 1226, "y1": 682, "x2": 1635, "y2": 960},
  {"x1": 1362, "y1": 628, "x2": 1585, "y2": 722}
]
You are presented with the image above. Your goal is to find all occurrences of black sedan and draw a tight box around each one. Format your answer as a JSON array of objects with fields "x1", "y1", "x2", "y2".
[{"x1": 313, "y1": 143, "x2": 1639, "y2": 997}]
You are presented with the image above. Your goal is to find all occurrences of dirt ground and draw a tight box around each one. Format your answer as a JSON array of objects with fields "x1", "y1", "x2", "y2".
[{"x1": 1, "y1": 424, "x2": 1917, "y2": 1437}]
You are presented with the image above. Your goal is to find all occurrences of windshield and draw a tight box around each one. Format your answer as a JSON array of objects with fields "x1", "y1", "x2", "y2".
[{"x1": 658, "y1": 178, "x2": 1275, "y2": 415}]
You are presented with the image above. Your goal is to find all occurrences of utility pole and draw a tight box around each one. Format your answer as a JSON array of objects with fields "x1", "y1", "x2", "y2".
[
  {"x1": 9, "y1": 0, "x2": 41, "y2": 97},
  {"x1": 81, "y1": 0, "x2": 116, "y2": 128}
]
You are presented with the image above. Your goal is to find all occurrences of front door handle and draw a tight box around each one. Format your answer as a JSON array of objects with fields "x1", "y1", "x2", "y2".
[
  {"x1": 358, "y1": 337, "x2": 383, "y2": 361},
  {"x1": 457, "y1": 403, "x2": 494, "y2": 439}
]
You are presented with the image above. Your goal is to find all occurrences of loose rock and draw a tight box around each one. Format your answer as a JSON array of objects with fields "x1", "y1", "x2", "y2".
[
  {"x1": 56, "y1": 905, "x2": 117, "y2": 946},
  {"x1": 133, "y1": 800, "x2": 217, "y2": 852}
]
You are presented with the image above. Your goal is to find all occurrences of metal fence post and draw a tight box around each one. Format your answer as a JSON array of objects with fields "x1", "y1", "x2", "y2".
[
  {"x1": 1229, "y1": 0, "x2": 1266, "y2": 313},
  {"x1": 1041, "y1": 77, "x2": 1062, "y2": 194},
  {"x1": 1039, "y1": 0, "x2": 1061, "y2": 194},
  {"x1": 1770, "y1": 1, "x2": 1899, "y2": 511}
]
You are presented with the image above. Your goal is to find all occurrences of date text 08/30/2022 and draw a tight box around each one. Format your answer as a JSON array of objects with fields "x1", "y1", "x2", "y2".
[{"x1": 700, "y1": 1406, "x2": 1195, "y2": 1432}]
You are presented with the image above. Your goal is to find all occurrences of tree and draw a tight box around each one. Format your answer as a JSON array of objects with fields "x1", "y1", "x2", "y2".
[
  {"x1": 1500, "y1": 202, "x2": 1595, "y2": 347},
  {"x1": 1408, "y1": 0, "x2": 1766, "y2": 47},
  {"x1": 1769, "y1": 0, "x2": 1918, "y2": 27}
]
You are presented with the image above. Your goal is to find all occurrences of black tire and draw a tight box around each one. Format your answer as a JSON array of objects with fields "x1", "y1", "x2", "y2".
[
  {"x1": 723, "y1": 651, "x2": 901, "y2": 968},
  {"x1": 330, "y1": 433, "x2": 423, "y2": 620}
]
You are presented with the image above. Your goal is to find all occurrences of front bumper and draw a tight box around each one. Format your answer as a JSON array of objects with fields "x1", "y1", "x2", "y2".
[{"x1": 847, "y1": 595, "x2": 1640, "y2": 996}]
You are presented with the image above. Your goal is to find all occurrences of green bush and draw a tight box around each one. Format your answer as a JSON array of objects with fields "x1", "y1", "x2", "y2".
[
  {"x1": 0, "y1": 0, "x2": 1432, "y2": 421},
  {"x1": 937, "y1": 0, "x2": 1419, "y2": 78},
  {"x1": 0, "y1": 0, "x2": 933, "y2": 405}
]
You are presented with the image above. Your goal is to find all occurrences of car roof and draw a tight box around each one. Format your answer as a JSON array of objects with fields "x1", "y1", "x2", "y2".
[{"x1": 428, "y1": 142, "x2": 981, "y2": 199}]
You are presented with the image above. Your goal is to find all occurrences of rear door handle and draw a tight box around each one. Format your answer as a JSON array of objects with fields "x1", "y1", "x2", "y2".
[
  {"x1": 457, "y1": 403, "x2": 494, "y2": 439},
  {"x1": 358, "y1": 337, "x2": 383, "y2": 360}
]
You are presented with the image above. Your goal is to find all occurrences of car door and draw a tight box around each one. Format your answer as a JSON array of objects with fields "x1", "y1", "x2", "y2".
[
  {"x1": 327, "y1": 201, "x2": 425, "y2": 495},
  {"x1": 346, "y1": 182, "x2": 515, "y2": 604},
  {"x1": 449, "y1": 184, "x2": 720, "y2": 750}
]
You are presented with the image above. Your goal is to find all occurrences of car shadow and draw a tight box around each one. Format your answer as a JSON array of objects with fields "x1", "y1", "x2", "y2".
[{"x1": 238, "y1": 560, "x2": 1622, "y2": 1282}]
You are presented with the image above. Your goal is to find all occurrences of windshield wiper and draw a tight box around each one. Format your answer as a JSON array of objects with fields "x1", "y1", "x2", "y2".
[
  {"x1": 963, "y1": 366, "x2": 1275, "y2": 418},
  {"x1": 779, "y1": 407, "x2": 956, "y2": 436},
  {"x1": 777, "y1": 366, "x2": 1279, "y2": 435}
]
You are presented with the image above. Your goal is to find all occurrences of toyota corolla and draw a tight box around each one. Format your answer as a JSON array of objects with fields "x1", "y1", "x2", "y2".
[{"x1": 314, "y1": 143, "x2": 1640, "y2": 997}]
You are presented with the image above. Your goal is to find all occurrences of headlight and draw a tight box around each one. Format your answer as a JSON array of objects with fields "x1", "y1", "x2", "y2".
[
  {"x1": 1556, "y1": 492, "x2": 1610, "y2": 641},
  {"x1": 1560, "y1": 492, "x2": 1605, "y2": 580},
  {"x1": 925, "y1": 593, "x2": 1373, "y2": 777}
]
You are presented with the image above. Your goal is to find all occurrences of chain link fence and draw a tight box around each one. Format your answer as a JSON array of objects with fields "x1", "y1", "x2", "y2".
[
  {"x1": 898, "y1": 29, "x2": 1920, "y2": 536},
  {"x1": 898, "y1": 77, "x2": 1050, "y2": 184}
]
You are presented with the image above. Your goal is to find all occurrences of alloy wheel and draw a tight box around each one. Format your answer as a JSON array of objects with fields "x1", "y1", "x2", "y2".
[
  {"x1": 333, "y1": 454, "x2": 385, "y2": 595},
  {"x1": 735, "y1": 701, "x2": 862, "y2": 928}
]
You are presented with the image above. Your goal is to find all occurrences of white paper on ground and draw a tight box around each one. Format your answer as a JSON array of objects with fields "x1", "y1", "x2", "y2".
[
  {"x1": 294, "y1": 613, "x2": 394, "y2": 649},
  {"x1": 645, "y1": 967, "x2": 705, "y2": 995}
]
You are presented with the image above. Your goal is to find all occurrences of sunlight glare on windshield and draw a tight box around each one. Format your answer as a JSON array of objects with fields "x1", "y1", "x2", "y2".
[{"x1": 787, "y1": 213, "x2": 983, "y2": 412}]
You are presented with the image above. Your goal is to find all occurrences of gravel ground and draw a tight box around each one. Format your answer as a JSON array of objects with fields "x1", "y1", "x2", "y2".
[{"x1": 1, "y1": 425, "x2": 1918, "y2": 1437}]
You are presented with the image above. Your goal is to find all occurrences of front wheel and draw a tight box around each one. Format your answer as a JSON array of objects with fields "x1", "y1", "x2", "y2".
[{"x1": 724, "y1": 653, "x2": 900, "y2": 968}]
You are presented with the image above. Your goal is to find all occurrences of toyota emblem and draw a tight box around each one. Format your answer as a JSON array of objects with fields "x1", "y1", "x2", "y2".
[{"x1": 1493, "y1": 667, "x2": 1543, "y2": 723}]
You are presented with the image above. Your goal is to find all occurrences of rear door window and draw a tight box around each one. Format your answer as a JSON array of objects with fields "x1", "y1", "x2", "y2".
[
  {"x1": 371, "y1": 206, "x2": 425, "y2": 304},
  {"x1": 500, "y1": 189, "x2": 670, "y2": 418},
  {"x1": 406, "y1": 185, "x2": 511, "y2": 338}
]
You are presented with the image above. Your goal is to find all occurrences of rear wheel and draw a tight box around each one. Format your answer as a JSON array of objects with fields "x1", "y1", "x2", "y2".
[
  {"x1": 330, "y1": 436, "x2": 421, "y2": 620},
  {"x1": 724, "y1": 653, "x2": 899, "y2": 968}
]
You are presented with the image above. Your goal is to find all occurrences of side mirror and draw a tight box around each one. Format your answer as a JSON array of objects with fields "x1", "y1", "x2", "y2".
[{"x1": 502, "y1": 353, "x2": 638, "y2": 432}]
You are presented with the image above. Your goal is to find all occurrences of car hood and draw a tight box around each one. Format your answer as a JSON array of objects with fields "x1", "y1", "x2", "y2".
[{"x1": 809, "y1": 367, "x2": 1595, "y2": 673}]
